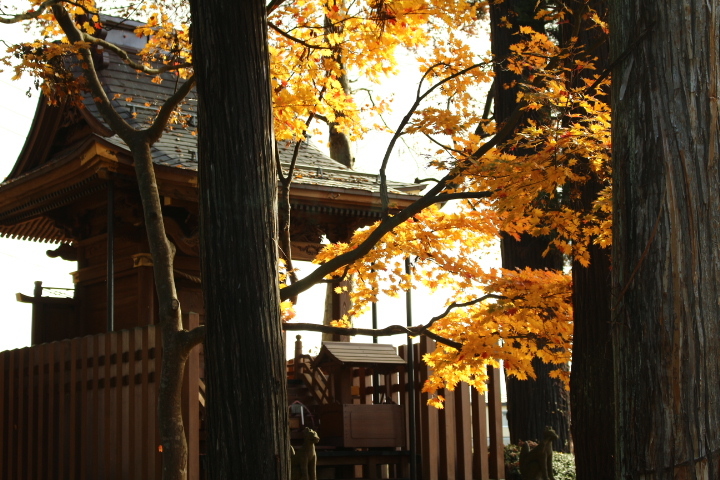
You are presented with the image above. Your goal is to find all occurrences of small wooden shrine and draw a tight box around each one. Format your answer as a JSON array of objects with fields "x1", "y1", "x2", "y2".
[{"x1": 311, "y1": 342, "x2": 407, "y2": 448}]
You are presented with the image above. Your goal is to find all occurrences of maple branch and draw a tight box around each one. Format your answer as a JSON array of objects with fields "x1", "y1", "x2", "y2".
[
  {"x1": 0, "y1": 0, "x2": 59, "y2": 23},
  {"x1": 144, "y1": 74, "x2": 196, "y2": 144},
  {"x1": 268, "y1": 22, "x2": 333, "y2": 50},
  {"x1": 282, "y1": 100, "x2": 519, "y2": 302},
  {"x1": 80, "y1": 32, "x2": 193, "y2": 75},
  {"x1": 283, "y1": 322, "x2": 462, "y2": 350},
  {"x1": 266, "y1": 0, "x2": 288, "y2": 15},
  {"x1": 423, "y1": 132, "x2": 466, "y2": 156},
  {"x1": 423, "y1": 294, "x2": 507, "y2": 330},
  {"x1": 284, "y1": 294, "x2": 507, "y2": 351},
  {"x1": 379, "y1": 62, "x2": 487, "y2": 216}
]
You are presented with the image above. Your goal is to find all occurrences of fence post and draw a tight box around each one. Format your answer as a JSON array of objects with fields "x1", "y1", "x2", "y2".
[{"x1": 487, "y1": 366, "x2": 505, "y2": 479}]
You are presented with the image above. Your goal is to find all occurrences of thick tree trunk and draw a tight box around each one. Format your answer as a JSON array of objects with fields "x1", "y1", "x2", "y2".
[
  {"x1": 189, "y1": 1, "x2": 289, "y2": 478},
  {"x1": 610, "y1": 1, "x2": 720, "y2": 478},
  {"x1": 490, "y1": 0, "x2": 572, "y2": 453}
]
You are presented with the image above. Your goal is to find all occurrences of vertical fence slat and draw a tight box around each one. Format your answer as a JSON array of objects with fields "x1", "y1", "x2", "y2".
[
  {"x1": 57, "y1": 341, "x2": 67, "y2": 479},
  {"x1": 6, "y1": 350, "x2": 15, "y2": 480},
  {"x1": 105, "y1": 331, "x2": 115, "y2": 477},
  {"x1": 453, "y1": 384, "x2": 473, "y2": 480},
  {"x1": 154, "y1": 324, "x2": 163, "y2": 479},
  {"x1": 119, "y1": 330, "x2": 135, "y2": 478},
  {"x1": 92, "y1": 334, "x2": 103, "y2": 480},
  {"x1": 35, "y1": 345, "x2": 46, "y2": 480},
  {"x1": 438, "y1": 387, "x2": 457, "y2": 479},
  {"x1": 418, "y1": 337, "x2": 439, "y2": 480},
  {"x1": 145, "y1": 324, "x2": 159, "y2": 478},
  {"x1": 79, "y1": 336, "x2": 90, "y2": 480},
  {"x1": 487, "y1": 366, "x2": 505, "y2": 480},
  {"x1": 186, "y1": 313, "x2": 201, "y2": 480},
  {"x1": 16, "y1": 347, "x2": 27, "y2": 480},
  {"x1": 133, "y1": 328, "x2": 144, "y2": 479},
  {"x1": 471, "y1": 387, "x2": 490, "y2": 480},
  {"x1": 46, "y1": 343, "x2": 55, "y2": 480},
  {"x1": 0, "y1": 350, "x2": 5, "y2": 480},
  {"x1": 112, "y1": 331, "x2": 127, "y2": 478},
  {"x1": 26, "y1": 347, "x2": 35, "y2": 480},
  {"x1": 128, "y1": 328, "x2": 138, "y2": 479},
  {"x1": 69, "y1": 338, "x2": 80, "y2": 479}
]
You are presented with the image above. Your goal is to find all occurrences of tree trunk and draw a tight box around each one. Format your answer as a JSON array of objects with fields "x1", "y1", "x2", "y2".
[
  {"x1": 189, "y1": 1, "x2": 289, "y2": 478},
  {"x1": 562, "y1": 1, "x2": 616, "y2": 478},
  {"x1": 490, "y1": 0, "x2": 572, "y2": 452},
  {"x1": 610, "y1": 1, "x2": 720, "y2": 478}
]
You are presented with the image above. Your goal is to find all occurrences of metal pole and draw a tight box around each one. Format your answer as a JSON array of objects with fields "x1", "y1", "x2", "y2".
[
  {"x1": 405, "y1": 257, "x2": 418, "y2": 480},
  {"x1": 107, "y1": 176, "x2": 115, "y2": 332}
]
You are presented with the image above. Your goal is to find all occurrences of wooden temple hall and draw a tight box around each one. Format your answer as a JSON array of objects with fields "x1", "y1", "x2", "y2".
[{"x1": 0, "y1": 16, "x2": 505, "y2": 480}]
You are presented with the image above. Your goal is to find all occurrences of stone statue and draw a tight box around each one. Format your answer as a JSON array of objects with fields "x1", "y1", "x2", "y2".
[
  {"x1": 290, "y1": 427, "x2": 319, "y2": 480},
  {"x1": 519, "y1": 427, "x2": 558, "y2": 480}
]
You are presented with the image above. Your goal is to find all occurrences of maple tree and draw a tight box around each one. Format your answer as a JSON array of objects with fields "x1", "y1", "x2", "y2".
[{"x1": 0, "y1": 0, "x2": 616, "y2": 478}]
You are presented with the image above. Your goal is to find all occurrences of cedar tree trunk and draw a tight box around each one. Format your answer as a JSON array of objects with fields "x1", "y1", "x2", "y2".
[
  {"x1": 189, "y1": 0, "x2": 289, "y2": 478},
  {"x1": 563, "y1": 1, "x2": 616, "y2": 478},
  {"x1": 610, "y1": 0, "x2": 720, "y2": 478},
  {"x1": 490, "y1": 0, "x2": 572, "y2": 452}
]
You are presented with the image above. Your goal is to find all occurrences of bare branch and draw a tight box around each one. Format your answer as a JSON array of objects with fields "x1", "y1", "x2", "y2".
[
  {"x1": 283, "y1": 322, "x2": 462, "y2": 350},
  {"x1": 424, "y1": 294, "x2": 507, "y2": 330},
  {"x1": 268, "y1": 21, "x2": 333, "y2": 50},
  {"x1": 266, "y1": 0, "x2": 288, "y2": 15},
  {"x1": 81, "y1": 33, "x2": 193, "y2": 75},
  {"x1": 144, "y1": 74, "x2": 196, "y2": 144},
  {"x1": 181, "y1": 325, "x2": 206, "y2": 352},
  {"x1": 379, "y1": 62, "x2": 487, "y2": 215},
  {"x1": 0, "y1": 0, "x2": 59, "y2": 23}
]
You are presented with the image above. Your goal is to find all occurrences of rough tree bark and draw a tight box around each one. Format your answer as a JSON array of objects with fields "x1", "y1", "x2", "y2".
[
  {"x1": 562, "y1": 1, "x2": 616, "y2": 478},
  {"x1": 610, "y1": 0, "x2": 720, "y2": 478},
  {"x1": 489, "y1": 0, "x2": 571, "y2": 452},
  {"x1": 188, "y1": 0, "x2": 289, "y2": 478}
]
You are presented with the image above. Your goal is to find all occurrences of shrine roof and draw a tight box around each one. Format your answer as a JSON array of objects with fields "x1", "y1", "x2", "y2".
[
  {"x1": 313, "y1": 341, "x2": 407, "y2": 371},
  {"x1": 75, "y1": 56, "x2": 420, "y2": 196}
]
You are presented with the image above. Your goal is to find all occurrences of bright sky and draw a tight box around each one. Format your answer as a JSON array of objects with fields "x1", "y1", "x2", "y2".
[{"x1": 0, "y1": 5, "x2": 496, "y2": 357}]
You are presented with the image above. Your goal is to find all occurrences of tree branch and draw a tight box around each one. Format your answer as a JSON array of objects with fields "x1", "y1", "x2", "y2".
[
  {"x1": 144, "y1": 74, "x2": 196, "y2": 144},
  {"x1": 268, "y1": 21, "x2": 333, "y2": 50},
  {"x1": 283, "y1": 322, "x2": 462, "y2": 350},
  {"x1": 181, "y1": 325, "x2": 206, "y2": 352},
  {"x1": 52, "y1": 4, "x2": 134, "y2": 139},
  {"x1": 0, "y1": 0, "x2": 59, "y2": 23},
  {"x1": 80, "y1": 32, "x2": 193, "y2": 75},
  {"x1": 379, "y1": 62, "x2": 487, "y2": 215}
]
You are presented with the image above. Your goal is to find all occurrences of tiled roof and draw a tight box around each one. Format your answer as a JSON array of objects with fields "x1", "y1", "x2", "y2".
[{"x1": 83, "y1": 59, "x2": 418, "y2": 195}]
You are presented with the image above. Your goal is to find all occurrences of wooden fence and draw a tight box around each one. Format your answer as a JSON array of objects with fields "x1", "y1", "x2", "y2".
[
  {"x1": 0, "y1": 314, "x2": 202, "y2": 480},
  {"x1": 351, "y1": 337, "x2": 506, "y2": 480}
]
